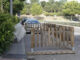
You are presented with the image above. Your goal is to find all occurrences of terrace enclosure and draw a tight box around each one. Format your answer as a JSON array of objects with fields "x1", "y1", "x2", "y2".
[{"x1": 25, "y1": 23, "x2": 75, "y2": 55}]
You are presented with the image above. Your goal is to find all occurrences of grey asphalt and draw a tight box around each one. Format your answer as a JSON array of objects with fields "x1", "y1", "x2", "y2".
[
  {"x1": 1, "y1": 36, "x2": 27, "y2": 60},
  {"x1": 29, "y1": 27, "x2": 80, "y2": 60},
  {"x1": 1, "y1": 26, "x2": 80, "y2": 60},
  {"x1": 30, "y1": 35, "x2": 80, "y2": 60}
]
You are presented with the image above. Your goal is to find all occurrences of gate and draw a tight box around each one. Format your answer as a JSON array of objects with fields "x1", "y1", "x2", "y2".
[{"x1": 25, "y1": 23, "x2": 75, "y2": 55}]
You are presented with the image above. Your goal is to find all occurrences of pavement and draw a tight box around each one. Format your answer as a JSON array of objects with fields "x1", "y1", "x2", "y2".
[
  {"x1": 0, "y1": 26, "x2": 80, "y2": 60},
  {"x1": 28, "y1": 27, "x2": 80, "y2": 60},
  {"x1": 30, "y1": 35, "x2": 80, "y2": 60},
  {"x1": 0, "y1": 37, "x2": 27, "y2": 60}
]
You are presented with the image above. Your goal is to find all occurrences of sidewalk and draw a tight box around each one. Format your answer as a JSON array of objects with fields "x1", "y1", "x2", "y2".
[
  {"x1": 0, "y1": 57, "x2": 26, "y2": 60},
  {"x1": 0, "y1": 36, "x2": 27, "y2": 60},
  {"x1": 1, "y1": 26, "x2": 80, "y2": 60}
]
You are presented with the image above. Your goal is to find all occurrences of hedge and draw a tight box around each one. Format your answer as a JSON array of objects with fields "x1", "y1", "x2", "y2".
[{"x1": 0, "y1": 13, "x2": 19, "y2": 55}]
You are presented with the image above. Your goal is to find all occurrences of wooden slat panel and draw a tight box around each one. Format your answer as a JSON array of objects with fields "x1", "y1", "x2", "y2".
[
  {"x1": 27, "y1": 50, "x2": 75, "y2": 55},
  {"x1": 55, "y1": 25, "x2": 58, "y2": 47},
  {"x1": 48, "y1": 27, "x2": 51, "y2": 47},
  {"x1": 44, "y1": 23, "x2": 46, "y2": 47},
  {"x1": 31, "y1": 27, "x2": 35, "y2": 48},
  {"x1": 57, "y1": 25, "x2": 60, "y2": 48},
  {"x1": 66, "y1": 27, "x2": 70, "y2": 48},
  {"x1": 45, "y1": 23, "x2": 47, "y2": 47},
  {"x1": 43, "y1": 24, "x2": 45, "y2": 47},
  {"x1": 41, "y1": 24, "x2": 43, "y2": 47},
  {"x1": 49, "y1": 24, "x2": 52, "y2": 46},
  {"x1": 50, "y1": 24, "x2": 53, "y2": 47},
  {"x1": 62, "y1": 26, "x2": 65, "y2": 48},
  {"x1": 26, "y1": 23, "x2": 74, "y2": 52},
  {"x1": 59, "y1": 26, "x2": 62, "y2": 48},
  {"x1": 37, "y1": 24, "x2": 39, "y2": 47},
  {"x1": 44, "y1": 23, "x2": 47, "y2": 47},
  {"x1": 70, "y1": 27, "x2": 74, "y2": 48},
  {"x1": 52, "y1": 25, "x2": 55, "y2": 47}
]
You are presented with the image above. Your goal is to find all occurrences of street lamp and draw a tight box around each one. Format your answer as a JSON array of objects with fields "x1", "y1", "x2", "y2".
[{"x1": 10, "y1": 0, "x2": 13, "y2": 16}]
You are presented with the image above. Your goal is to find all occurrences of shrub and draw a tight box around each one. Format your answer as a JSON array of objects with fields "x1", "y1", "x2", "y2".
[
  {"x1": 44, "y1": 12, "x2": 54, "y2": 16},
  {"x1": 12, "y1": 16, "x2": 20, "y2": 24},
  {"x1": 44, "y1": 11, "x2": 63, "y2": 16},
  {"x1": 52, "y1": 12, "x2": 63, "y2": 16},
  {"x1": 30, "y1": 3, "x2": 43, "y2": 16},
  {"x1": 0, "y1": 13, "x2": 19, "y2": 54}
]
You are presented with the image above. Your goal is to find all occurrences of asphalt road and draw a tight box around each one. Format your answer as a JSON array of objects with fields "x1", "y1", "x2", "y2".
[
  {"x1": 1, "y1": 26, "x2": 80, "y2": 60},
  {"x1": 26, "y1": 27, "x2": 80, "y2": 60}
]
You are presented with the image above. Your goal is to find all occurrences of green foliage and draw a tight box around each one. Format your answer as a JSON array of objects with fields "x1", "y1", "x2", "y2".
[
  {"x1": 2, "y1": 0, "x2": 25, "y2": 14},
  {"x1": 63, "y1": 1, "x2": 80, "y2": 16},
  {"x1": 21, "y1": 7, "x2": 27, "y2": 14},
  {"x1": 0, "y1": 13, "x2": 19, "y2": 54},
  {"x1": 52, "y1": 21, "x2": 80, "y2": 27},
  {"x1": 44, "y1": 12, "x2": 54, "y2": 16},
  {"x1": 44, "y1": 2, "x2": 53, "y2": 12},
  {"x1": 13, "y1": 0, "x2": 24, "y2": 14},
  {"x1": 40, "y1": 1, "x2": 46, "y2": 8},
  {"x1": 21, "y1": 3, "x2": 31, "y2": 15},
  {"x1": 44, "y1": 1, "x2": 63, "y2": 13},
  {"x1": 60, "y1": 0, "x2": 67, "y2": 4},
  {"x1": 30, "y1": 3, "x2": 43, "y2": 15},
  {"x1": 0, "y1": 0, "x2": 1, "y2": 11},
  {"x1": 30, "y1": 0, "x2": 39, "y2": 4},
  {"x1": 55, "y1": 12, "x2": 63, "y2": 16},
  {"x1": 52, "y1": 2, "x2": 62, "y2": 12},
  {"x1": 3, "y1": 0, "x2": 10, "y2": 13},
  {"x1": 49, "y1": 0, "x2": 54, "y2": 4},
  {"x1": 44, "y1": 12, "x2": 62, "y2": 16},
  {"x1": 12, "y1": 16, "x2": 20, "y2": 24}
]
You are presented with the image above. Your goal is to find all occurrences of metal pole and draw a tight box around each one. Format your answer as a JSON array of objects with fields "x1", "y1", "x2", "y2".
[{"x1": 10, "y1": 0, "x2": 13, "y2": 16}]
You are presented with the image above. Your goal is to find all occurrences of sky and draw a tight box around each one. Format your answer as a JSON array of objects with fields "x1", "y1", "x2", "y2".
[{"x1": 26, "y1": 0, "x2": 80, "y2": 3}]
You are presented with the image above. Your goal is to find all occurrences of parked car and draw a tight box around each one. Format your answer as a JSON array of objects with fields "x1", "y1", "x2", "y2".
[
  {"x1": 24, "y1": 18, "x2": 40, "y2": 34},
  {"x1": 21, "y1": 18, "x2": 28, "y2": 25}
]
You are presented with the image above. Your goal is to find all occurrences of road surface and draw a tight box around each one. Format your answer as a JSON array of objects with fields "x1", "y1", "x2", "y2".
[{"x1": 27, "y1": 26, "x2": 80, "y2": 60}]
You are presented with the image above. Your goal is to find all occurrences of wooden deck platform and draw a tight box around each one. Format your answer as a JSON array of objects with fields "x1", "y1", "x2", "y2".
[{"x1": 27, "y1": 50, "x2": 75, "y2": 55}]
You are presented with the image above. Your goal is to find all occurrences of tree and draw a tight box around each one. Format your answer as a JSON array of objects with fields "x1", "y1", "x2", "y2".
[
  {"x1": 13, "y1": 0, "x2": 24, "y2": 14},
  {"x1": 60, "y1": 0, "x2": 67, "y2": 3},
  {"x1": 30, "y1": 3, "x2": 43, "y2": 15},
  {"x1": 30, "y1": 0, "x2": 39, "y2": 4},
  {"x1": 63, "y1": 1, "x2": 80, "y2": 16},
  {"x1": 21, "y1": 3, "x2": 31, "y2": 15},
  {"x1": 40, "y1": 1, "x2": 46, "y2": 8},
  {"x1": 49, "y1": 0, "x2": 54, "y2": 4},
  {"x1": 2, "y1": 0, "x2": 25, "y2": 15},
  {"x1": 44, "y1": 2, "x2": 53, "y2": 12},
  {"x1": 0, "y1": 0, "x2": 1, "y2": 11},
  {"x1": 44, "y1": 1, "x2": 62, "y2": 13},
  {"x1": 52, "y1": 1, "x2": 63, "y2": 12},
  {"x1": 44, "y1": 0, "x2": 55, "y2": 12},
  {"x1": 63, "y1": 1, "x2": 80, "y2": 20},
  {"x1": 0, "y1": 0, "x2": 3, "y2": 13}
]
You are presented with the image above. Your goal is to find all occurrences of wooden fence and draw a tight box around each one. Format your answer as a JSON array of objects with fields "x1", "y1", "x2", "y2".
[{"x1": 25, "y1": 23, "x2": 74, "y2": 54}]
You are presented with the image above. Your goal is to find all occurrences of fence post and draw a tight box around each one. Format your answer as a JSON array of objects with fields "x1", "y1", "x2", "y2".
[
  {"x1": 70, "y1": 27, "x2": 74, "y2": 51},
  {"x1": 31, "y1": 26, "x2": 35, "y2": 52},
  {"x1": 48, "y1": 26, "x2": 51, "y2": 47},
  {"x1": 41, "y1": 24, "x2": 43, "y2": 47},
  {"x1": 37, "y1": 24, "x2": 39, "y2": 47}
]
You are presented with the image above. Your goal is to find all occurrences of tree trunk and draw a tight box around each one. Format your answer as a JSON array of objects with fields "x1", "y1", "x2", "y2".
[{"x1": 1, "y1": 0, "x2": 3, "y2": 13}]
